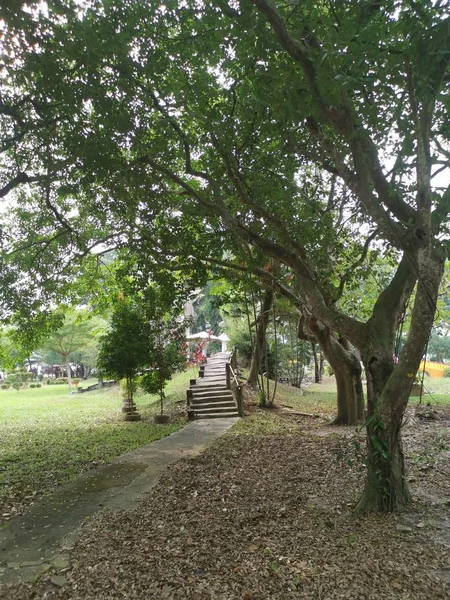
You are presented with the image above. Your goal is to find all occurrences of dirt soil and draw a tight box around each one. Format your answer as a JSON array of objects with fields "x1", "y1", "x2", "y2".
[{"x1": 1, "y1": 405, "x2": 450, "y2": 600}]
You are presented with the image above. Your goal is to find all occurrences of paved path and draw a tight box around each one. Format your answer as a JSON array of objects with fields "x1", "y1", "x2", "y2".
[{"x1": 0, "y1": 418, "x2": 238, "y2": 584}]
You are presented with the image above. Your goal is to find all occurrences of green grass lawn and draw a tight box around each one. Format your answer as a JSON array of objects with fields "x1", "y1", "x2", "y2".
[
  {"x1": 258, "y1": 372, "x2": 450, "y2": 419},
  {"x1": 0, "y1": 367, "x2": 197, "y2": 518},
  {"x1": 412, "y1": 375, "x2": 450, "y2": 405}
]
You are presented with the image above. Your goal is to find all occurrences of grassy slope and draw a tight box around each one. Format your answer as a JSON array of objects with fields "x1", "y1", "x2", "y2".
[
  {"x1": 0, "y1": 367, "x2": 197, "y2": 518},
  {"x1": 278, "y1": 374, "x2": 450, "y2": 411},
  {"x1": 248, "y1": 372, "x2": 450, "y2": 421}
]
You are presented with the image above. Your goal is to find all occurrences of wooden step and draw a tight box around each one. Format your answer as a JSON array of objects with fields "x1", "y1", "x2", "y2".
[
  {"x1": 195, "y1": 411, "x2": 239, "y2": 419},
  {"x1": 194, "y1": 405, "x2": 237, "y2": 413},
  {"x1": 192, "y1": 401, "x2": 236, "y2": 410},
  {"x1": 191, "y1": 390, "x2": 233, "y2": 398},
  {"x1": 192, "y1": 382, "x2": 229, "y2": 389}
]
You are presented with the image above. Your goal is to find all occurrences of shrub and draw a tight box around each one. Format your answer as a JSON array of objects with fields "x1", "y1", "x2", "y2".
[
  {"x1": 47, "y1": 378, "x2": 68, "y2": 385},
  {"x1": 443, "y1": 368, "x2": 450, "y2": 378},
  {"x1": 35, "y1": 383, "x2": 42, "y2": 388},
  {"x1": 72, "y1": 379, "x2": 80, "y2": 385},
  {"x1": 7, "y1": 370, "x2": 30, "y2": 393},
  {"x1": 29, "y1": 383, "x2": 36, "y2": 388},
  {"x1": 1, "y1": 383, "x2": 10, "y2": 389}
]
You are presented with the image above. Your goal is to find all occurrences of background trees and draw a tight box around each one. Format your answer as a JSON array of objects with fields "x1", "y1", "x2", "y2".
[
  {"x1": 40, "y1": 311, "x2": 103, "y2": 388},
  {"x1": 428, "y1": 332, "x2": 450, "y2": 364}
]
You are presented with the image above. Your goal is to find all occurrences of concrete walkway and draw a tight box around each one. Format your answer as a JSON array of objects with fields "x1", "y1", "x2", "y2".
[{"x1": 0, "y1": 418, "x2": 238, "y2": 584}]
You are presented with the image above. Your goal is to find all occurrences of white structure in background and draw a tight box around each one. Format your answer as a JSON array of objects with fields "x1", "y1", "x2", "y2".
[
  {"x1": 186, "y1": 331, "x2": 212, "y2": 341},
  {"x1": 183, "y1": 298, "x2": 196, "y2": 336},
  {"x1": 186, "y1": 331, "x2": 230, "y2": 355},
  {"x1": 217, "y1": 333, "x2": 230, "y2": 352}
]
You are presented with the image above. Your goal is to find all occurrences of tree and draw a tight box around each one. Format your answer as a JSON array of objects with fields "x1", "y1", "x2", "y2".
[
  {"x1": 311, "y1": 343, "x2": 324, "y2": 384},
  {"x1": 192, "y1": 282, "x2": 225, "y2": 335},
  {"x1": 40, "y1": 311, "x2": 100, "y2": 389},
  {"x1": 428, "y1": 332, "x2": 450, "y2": 363},
  {"x1": 1, "y1": 1, "x2": 450, "y2": 511},
  {"x1": 139, "y1": 286, "x2": 187, "y2": 418},
  {"x1": 97, "y1": 300, "x2": 150, "y2": 411},
  {"x1": 0, "y1": 328, "x2": 23, "y2": 374},
  {"x1": 98, "y1": 286, "x2": 187, "y2": 419},
  {"x1": 140, "y1": 331, "x2": 186, "y2": 418},
  {"x1": 6, "y1": 369, "x2": 32, "y2": 392},
  {"x1": 246, "y1": 287, "x2": 274, "y2": 390}
]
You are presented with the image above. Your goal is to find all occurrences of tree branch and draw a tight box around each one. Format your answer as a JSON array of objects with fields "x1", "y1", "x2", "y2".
[
  {"x1": 337, "y1": 229, "x2": 378, "y2": 299},
  {"x1": 0, "y1": 172, "x2": 41, "y2": 198},
  {"x1": 251, "y1": 0, "x2": 417, "y2": 229},
  {"x1": 369, "y1": 253, "x2": 417, "y2": 344}
]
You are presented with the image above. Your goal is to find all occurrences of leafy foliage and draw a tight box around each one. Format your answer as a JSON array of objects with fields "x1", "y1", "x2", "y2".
[
  {"x1": 6, "y1": 369, "x2": 32, "y2": 392},
  {"x1": 428, "y1": 332, "x2": 450, "y2": 363},
  {"x1": 98, "y1": 286, "x2": 187, "y2": 412},
  {"x1": 97, "y1": 300, "x2": 151, "y2": 402}
]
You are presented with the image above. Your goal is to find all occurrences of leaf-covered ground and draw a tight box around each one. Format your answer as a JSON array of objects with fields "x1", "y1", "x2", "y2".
[{"x1": 3, "y1": 402, "x2": 450, "y2": 600}]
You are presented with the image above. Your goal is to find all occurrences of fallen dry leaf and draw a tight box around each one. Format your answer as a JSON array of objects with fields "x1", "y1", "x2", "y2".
[{"x1": 1, "y1": 406, "x2": 450, "y2": 600}]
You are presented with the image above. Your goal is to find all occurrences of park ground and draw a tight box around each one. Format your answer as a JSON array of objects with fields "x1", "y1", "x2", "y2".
[{"x1": 1, "y1": 372, "x2": 450, "y2": 598}]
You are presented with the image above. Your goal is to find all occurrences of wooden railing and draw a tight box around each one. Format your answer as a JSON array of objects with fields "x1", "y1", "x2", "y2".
[
  {"x1": 186, "y1": 387, "x2": 194, "y2": 421},
  {"x1": 226, "y1": 347, "x2": 244, "y2": 417}
]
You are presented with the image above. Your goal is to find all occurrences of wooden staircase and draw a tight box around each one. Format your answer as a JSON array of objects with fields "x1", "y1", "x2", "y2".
[{"x1": 187, "y1": 352, "x2": 240, "y2": 420}]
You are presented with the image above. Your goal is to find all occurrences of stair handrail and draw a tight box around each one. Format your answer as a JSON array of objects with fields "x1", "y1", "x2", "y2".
[
  {"x1": 226, "y1": 348, "x2": 244, "y2": 417},
  {"x1": 186, "y1": 388, "x2": 194, "y2": 421}
]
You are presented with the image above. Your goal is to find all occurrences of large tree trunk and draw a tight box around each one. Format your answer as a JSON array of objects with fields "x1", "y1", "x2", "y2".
[
  {"x1": 356, "y1": 347, "x2": 410, "y2": 511},
  {"x1": 247, "y1": 288, "x2": 273, "y2": 388},
  {"x1": 303, "y1": 319, "x2": 364, "y2": 425},
  {"x1": 356, "y1": 249, "x2": 444, "y2": 512},
  {"x1": 324, "y1": 335, "x2": 364, "y2": 425}
]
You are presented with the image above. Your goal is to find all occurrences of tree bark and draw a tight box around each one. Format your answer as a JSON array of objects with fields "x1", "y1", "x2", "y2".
[
  {"x1": 324, "y1": 335, "x2": 364, "y2": 425},
  {"x1": 356, "y1": 249, "x2": 444, "y2": 511},
  {"x1": 311, "y1": 343, "x2": 322, "y2": 383},
  {"x1": 247, "y1": 288, "x2": 273, "y2": 388},
  {"x1": 319, "y1": 348, "x2": 324, "y2": 381},
  {"x1": 301, "y1": 319, "x2": 364, "y2": 425}
]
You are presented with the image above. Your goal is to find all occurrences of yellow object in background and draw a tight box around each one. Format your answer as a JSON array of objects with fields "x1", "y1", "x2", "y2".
[{"x1": 420, "y1": 361, "x2": 447, "y2": 378}]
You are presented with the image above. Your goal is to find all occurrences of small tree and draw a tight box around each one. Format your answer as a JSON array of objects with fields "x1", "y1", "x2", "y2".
[
  {"x1": 139, "y1": 287, "x2": 187, "y2": 420},
  {"x1": 140, "y1": 325, "x2": 187, "y2": 418},
  {"x1": 97, "y1": 301, "x2": 150, "y2": 419},
  {"x1": 98, "y1": 289, "x2": 187, "y2": 421}
]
